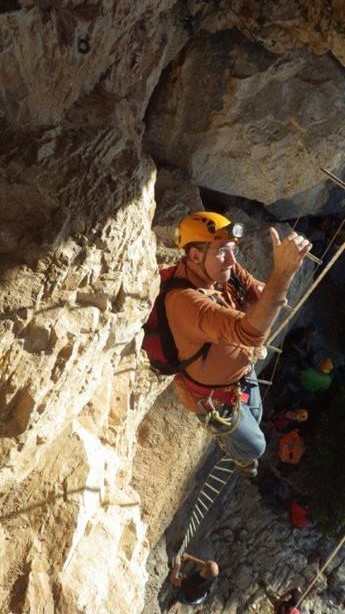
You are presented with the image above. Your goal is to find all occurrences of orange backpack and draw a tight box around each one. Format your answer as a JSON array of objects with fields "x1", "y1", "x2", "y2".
[{"x1": 278, "y1": 429, "x2": 306, "y2": 464}]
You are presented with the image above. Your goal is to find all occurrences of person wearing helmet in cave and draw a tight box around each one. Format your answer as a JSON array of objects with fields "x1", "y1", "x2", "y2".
[
  {"x1": 171, "y1": 552, "x2": 219, "y2": 606},
  {"x1": 167, "y1": 211, "x2": 312, "y2": 477}
]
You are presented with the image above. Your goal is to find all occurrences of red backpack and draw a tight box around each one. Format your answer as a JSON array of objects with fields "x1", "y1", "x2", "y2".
[{"x1": 142, "y1": 265, "x2": 210, "y2": 375}]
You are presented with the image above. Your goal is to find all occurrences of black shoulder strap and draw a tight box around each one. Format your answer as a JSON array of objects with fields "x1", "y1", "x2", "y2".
[
  {"x1": 157, "y1": 277, "x2": 211, "y2": 373},
  {"x1": 229, "y1": 272, "x2": 246, "y2": 306}
]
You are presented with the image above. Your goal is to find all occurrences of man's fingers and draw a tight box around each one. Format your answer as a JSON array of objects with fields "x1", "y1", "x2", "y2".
[
  {"x1": 275, "y1": 228, "x2": 312, "y2": 254},
  {"x1": 289, "y1": 234, "x2": 312, "y2": 253},
  {"x1": 269, "y1": 226, "x2": 281, "y2": 247}
]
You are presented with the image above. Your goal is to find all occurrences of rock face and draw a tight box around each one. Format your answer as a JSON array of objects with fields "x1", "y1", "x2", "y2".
[
  {"x1": 132, "y1": 384, "x2": 211, "y2": 547},
  {"x1": 145, "y1": 29, "x2": 345, "y2": 205},
  {"x1": 0, "y1": 2, "x2": 344, "y2": 614},
  {"x1": 0, "y1": 2, "x2": 175, "y2": 612}
]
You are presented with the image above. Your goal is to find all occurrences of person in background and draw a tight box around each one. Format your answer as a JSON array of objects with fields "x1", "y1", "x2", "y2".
[
  {"x1": 274, "y1": 586, "x2": 303, "y2": 614},
  {"x1": 272, "y1": 408, "x2": 309, "y2": 433},
  {"x1": 171, "y1": 552, "x2": 219, "y2": 606},
  {"x1": 300, "y1": 358, "x2": 333, "y2": 393}
]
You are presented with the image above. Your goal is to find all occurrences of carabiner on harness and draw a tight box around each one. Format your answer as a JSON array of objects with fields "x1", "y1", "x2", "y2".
[{"x1": 197, "y1": 387, "x2": 242, "y2": 436}]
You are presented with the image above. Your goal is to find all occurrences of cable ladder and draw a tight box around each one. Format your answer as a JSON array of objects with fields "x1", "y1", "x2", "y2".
[{"x1": 177, "y1": 455, "x2": 238, "y2": 556}]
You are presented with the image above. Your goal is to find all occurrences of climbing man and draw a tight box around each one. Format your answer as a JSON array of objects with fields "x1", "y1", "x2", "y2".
[
  {"x1": 171, "y1": 552, "x2": 219, "y2": 606},
  {"x1": 166, "y1": 211, "x2": 312, "y2": 477}
]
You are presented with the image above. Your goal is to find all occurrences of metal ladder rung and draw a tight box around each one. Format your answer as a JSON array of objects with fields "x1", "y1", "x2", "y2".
[
  {"x1": 185, "y1": 527, "x2": 191, "y2": 544},
  {"x1": 208, "y1": 474, "x2": 227, "y2": 485},
  {"x1": 196, "y1": 497, "x2": 209, "y2": 512},
  {"x1": 199, "y1": 490, "x2": 214, "y2": 504},
  {"x1": 218, "y1": 456, "x2": 235, "y2": 464},
  {"x1": 190, "y1": 515, "x2": 197, "y2": 533},
  {"x1": 214, "y1": 465, "x2": 235, "y2": 474},
  {"x1": 204, "y1": 482, "x2": 221, "y2": 495},
  {"x1": 191, "y1": 510, "x2": 201, "y2": 526},
  {"x1": 194, "y1": 504, "x2": 205, "y2": 521},
  {"x1": 305, "y1": 252, "x2": 322, "y2": 265},
  {"x1": 246, "y1": 377, "x2": 272, "y2": 386},
  {"x1": 266, "y1": 344, "x2": 282, "y2": 354}
]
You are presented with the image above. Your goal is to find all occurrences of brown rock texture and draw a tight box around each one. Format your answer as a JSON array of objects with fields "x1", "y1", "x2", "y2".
[
  {"x1": 0, "y1": 2, "x2": 181, "y2": 612},
  {"x1": 132, "y1": 384, "x2": 211, "y2": 547}
]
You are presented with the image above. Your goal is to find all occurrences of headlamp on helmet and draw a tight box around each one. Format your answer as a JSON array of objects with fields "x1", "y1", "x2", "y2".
[{"x1": 232, "y1": 222, "x2": 244, "y2": 239}]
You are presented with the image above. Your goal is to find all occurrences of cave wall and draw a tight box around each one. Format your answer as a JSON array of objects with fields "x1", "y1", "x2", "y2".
[
  {"x1": 0, "y1": 2, "x2": 344, "y2": 613},
  {"x1": 0, "y1": 2, "x2": 181, "y2": 612},
  {"x1": 145, "y1": 1, "x2": 345, "y2": 207}
]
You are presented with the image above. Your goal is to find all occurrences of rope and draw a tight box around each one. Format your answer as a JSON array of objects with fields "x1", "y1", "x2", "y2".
[
  {"x1": 296, "y1": 532, "x2": 345, "y2": 608},
  {"x1": 268, "y1": 240, "x2": 345, "y2": 345},
  {"x1": 321, "y1": 167, "x2": 345, "y2": 190},
  {"x1": 319, "y1": 216, "x2": 345, "y2": 262},
  {"x1": 176, "y1": 455, "x2": 238, "y2": 557},
  {"x1": 198, "y1": 386, "x2": 242, "y2": 436},
  {"x1": 261, "y1": 165, "x2": 345, "y2": 386}
]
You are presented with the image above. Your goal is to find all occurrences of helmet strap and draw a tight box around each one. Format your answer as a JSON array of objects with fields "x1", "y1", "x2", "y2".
[{"x1": 198, "y1": 244, "x2": 213, "y2": 282}]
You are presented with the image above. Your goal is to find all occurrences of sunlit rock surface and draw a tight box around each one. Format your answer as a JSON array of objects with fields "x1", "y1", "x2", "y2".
[{"x1": 145, "y1": 31, "x2": 345, "y2": 204}]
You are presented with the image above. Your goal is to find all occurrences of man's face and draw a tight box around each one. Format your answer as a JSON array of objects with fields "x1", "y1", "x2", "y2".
[{"x1": 203, "y1": 239, "x2": 239, "y2": 283}]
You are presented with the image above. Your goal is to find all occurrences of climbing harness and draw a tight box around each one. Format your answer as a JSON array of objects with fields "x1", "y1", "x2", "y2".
[
  {"x1": 176, "y1": 455, "x2": 239, "y2": 558},
  {"x1": 197, "y1": 399, "x2": 241, "y2": 436},
  {"x1": 193, "y1": 383, "x2": 243, "y2": 436}
]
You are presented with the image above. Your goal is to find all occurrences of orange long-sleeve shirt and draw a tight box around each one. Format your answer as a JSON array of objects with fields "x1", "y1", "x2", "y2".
[{"x1": 165, "y1": 259, "x2": 267, "y2": 388}]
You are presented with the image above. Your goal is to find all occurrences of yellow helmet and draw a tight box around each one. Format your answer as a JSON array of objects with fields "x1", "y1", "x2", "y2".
[{"x1": 174, "y1": 211, "x2": 244, "y2": 248}]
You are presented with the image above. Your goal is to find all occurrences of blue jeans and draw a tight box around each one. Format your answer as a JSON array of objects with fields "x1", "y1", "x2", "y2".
[{"x1": 220, "y1": 370, "x2": 266, "y2": 461}]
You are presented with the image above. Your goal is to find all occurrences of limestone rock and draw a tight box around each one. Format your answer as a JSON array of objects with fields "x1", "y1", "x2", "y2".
[
  {"x1": 145, "y1": 31, "x2": 345, "y2": 204},
  {"x1": 154, "y1": 167, "x2": 203, "y2": 224},
  {"x1": 133, "y1": 384, "x2": 211, "y2": 547}
]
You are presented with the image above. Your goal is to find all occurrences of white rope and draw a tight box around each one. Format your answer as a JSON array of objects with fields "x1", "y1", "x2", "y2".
[
  {"x1": 268, "y1": 240, "x2": 345, "y2": 345},
  {"x1": 296, "y1": 533, "x2": 345, "y2": 608}
]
